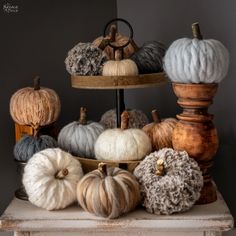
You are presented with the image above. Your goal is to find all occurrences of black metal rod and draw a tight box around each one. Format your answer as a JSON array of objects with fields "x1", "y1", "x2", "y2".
[{"x1": 115, "y1": 89, "x2": 125, "y2": 127}]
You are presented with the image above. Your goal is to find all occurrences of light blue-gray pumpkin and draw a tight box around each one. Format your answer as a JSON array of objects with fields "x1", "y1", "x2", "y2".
[
  {"x1": 14, "y1": 135, "x2": 58, "y2": 162},
  {"x1": 58, "y1": 107, "x2": 104, "y2": 158}
]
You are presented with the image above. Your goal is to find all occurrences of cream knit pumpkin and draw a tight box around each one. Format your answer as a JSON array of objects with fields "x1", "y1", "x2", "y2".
[{"x1": 23, "y1": 148, "x2": 83, "y2": 210}]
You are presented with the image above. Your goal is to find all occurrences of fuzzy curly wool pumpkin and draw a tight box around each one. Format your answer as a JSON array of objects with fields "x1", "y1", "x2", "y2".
[
  {"x1": 58, "y1": 107, "x2": 104, "y2": 158},
  {"x1": 65, "y1": 42, "x2": 108, "y2": 76},
  {"x1": 23, "y1": 148, "x2": 83, "y2": 210},
  {"x1": 10, "y1": 76, "x2": 61, "y2": 129},
  {"x1": 164, "y1": 23, "x2": 229, "y2": 83},
  {"x1": 134, "y1": 148, "x2": 203, "y2": 215},
  {"x1": 100, "y1": 108, "x2": 149, "y2": 129},
  {"x1": 14, "y1": 135, "x2": 57, "y2": 162},
  {"x1": 77, "y1": 163, "x2": 140, "y2": 219}
]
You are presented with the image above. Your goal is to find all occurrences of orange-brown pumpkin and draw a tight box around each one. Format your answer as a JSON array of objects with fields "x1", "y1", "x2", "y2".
[
  {"x1": 143, "y1": 110, "x2": 177, "y2": 150},
  {"x1": 10, "y1": 76, "x2": 61, "y2": 129}
]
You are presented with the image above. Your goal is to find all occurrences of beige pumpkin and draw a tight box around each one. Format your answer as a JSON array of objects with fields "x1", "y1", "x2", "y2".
[
  {"x1": 95, "y1": 111, "x2": 152, "y2": 161},
  {"x1": 10, "y1": 76, "x2": 61, "y2": 129},
  {"x1": 143, "y1": 110, "x2": 177, "y2": 150},
  {"x1": 77, "y1": 163, "x2": 140, "y2": 219}
]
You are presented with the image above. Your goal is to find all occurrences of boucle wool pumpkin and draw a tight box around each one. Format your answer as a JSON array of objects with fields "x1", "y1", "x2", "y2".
[
  {"x1": 10, "y1": 76, "x2": 61, "y2": 129},
  {"x1": 100, "y1": 108, "x2": 149, "y2": 129},
  {"x1": 95, "y1": 111, "x2": 152, "y2": 161},
  {"x1": 134, "y1": 148, "x2": 203, "y2": 215},
  {"x1": 164, "y1": 22, "x2": 229, "y2": 83},
  {"x1": 77, "y1": 163, "x2": 140, "y2": 219},
  {"x1": 58, "y1": 107, "x2": 104, "y2": 158},
  {"x1": 23, "y1": 148, "x2": 83, "y2": 210},
  {"x1": 65, "y1": 42, "x2": 108, "y2": 76},
  {"x1": 14, "y1": 135, "x2": 57, "y2": 162}
]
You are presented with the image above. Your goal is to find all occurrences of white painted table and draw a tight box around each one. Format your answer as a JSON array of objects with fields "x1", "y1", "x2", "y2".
[{"x1": 0, "y1": 192, "x2": 234, "y2": 236}]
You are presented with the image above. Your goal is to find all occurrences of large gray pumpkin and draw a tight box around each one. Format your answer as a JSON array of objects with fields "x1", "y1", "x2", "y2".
[{"x1": 58, "y1": 107, "x2": 104, "y2": 158}]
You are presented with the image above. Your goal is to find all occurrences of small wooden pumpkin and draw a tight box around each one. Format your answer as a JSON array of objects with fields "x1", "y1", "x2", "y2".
[
  {"x1": 142, "y1": 110, "x2": 177, "y2": 150},
  {"x1": 164, "y1": 23, "x2": 229, "y2": 83},
  {"x1": 58, "y1": 107, "x2": 104, "y2": 158},
  {"x1": 14, "y1": 134, "x2": 57, "y2": 162},
  {"x1": 134, "y1": 148, "x2": 203, "y2": 215},
  {"x1": 23, "y1": 148, "x2": 83, "y2": 210},
  {"x1": 77, "y1": 163, "x2": 140, "y2": 219},
  {"x1": 95, "y1": 111, "x2": 152, "y2": 161},
  {"x1": 10, "y1": 76, "x2": 61, "y2": 129}
]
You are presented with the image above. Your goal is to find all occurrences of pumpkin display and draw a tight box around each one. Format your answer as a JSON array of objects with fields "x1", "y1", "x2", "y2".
[
  {"x1": 77, "y1": 163, "x2": 140, "y2": 219},
  {"x1": 23, "y1": 148, "x2": 83, "y2": 210},
  {"x1": 95, "y1": 111, "x2": 152, "y2": 161},
  {"x1": 58, "y1": 107, "x2": 104, "y2": 158},
  {"x1": 14, "y1": 134, "x2": 57, "y2": 162},
  {"x1": 164, "y1": 22, "x2": 229, "y2": 83},
  {"x1": 142, "y1": 109, "x2": 177, "y2": 150},
  {"x1": 134, "y1": 148, "x2": 203, "y2": 215},
  {"x1": 65, "y1": 42, "x2": 108, "y2": 76},
  {"x1": 10, "y1": 76, "x2": 61, "y2": 129}
]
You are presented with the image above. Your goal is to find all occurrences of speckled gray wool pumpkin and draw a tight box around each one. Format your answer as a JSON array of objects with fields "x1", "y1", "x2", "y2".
[
  {"x1": 134, "y1": 148, "x2": 203, "y2": 215},
  {"x1": 100, "y1": 109, "x2": 149, "y2": 129},
  {"x1": 14, "y1": 135, "x2": 58, "y2": 162}
]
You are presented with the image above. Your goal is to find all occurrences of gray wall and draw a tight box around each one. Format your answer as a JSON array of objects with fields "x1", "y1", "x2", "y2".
[{"x1": 117, "y1": 0, "x2": 236, "y2": 221}]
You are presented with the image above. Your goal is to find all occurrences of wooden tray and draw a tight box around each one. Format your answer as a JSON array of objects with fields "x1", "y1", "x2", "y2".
[{"x1": 71, "y1": 72, "x2": 167, "y2": 89}]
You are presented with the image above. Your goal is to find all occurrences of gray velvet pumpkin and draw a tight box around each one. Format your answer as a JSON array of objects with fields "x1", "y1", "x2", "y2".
[
  {"x1": 14, "y1": 135, "x2": 58, "y2": 162},
  {"x1": 58, "y1": 107, "x2": 104, "y2": 158}
]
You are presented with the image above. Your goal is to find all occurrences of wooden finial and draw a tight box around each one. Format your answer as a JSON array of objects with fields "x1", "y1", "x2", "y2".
[
  {"x1": 156, "y1": 159, "x2": 165, "y2": 176},
  {"x1": 121, "y1": 110, "x2": 129, "y2": 130},
  {"x1": 151, "y1": 109, "x2": 161, "y2": 123},
  {"x1": 98, "y1": 162, "x2": 107, "y2": 176},
  {"x1": 79, "y1": 107, "x2": 87, "y2": 125},
  {"x1": 192, "y1": 22, "x2": 203, "y2": 40},
  {"x1": 55, "y1": 168, "x2": 69, "y2": 179},
  {"x1": 33, "y1": 76, "x2": 40, "y2": 90}
]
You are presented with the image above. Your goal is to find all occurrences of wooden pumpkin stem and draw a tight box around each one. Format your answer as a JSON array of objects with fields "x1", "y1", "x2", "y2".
[
  {"x1": 55, "y1": 168, "x2": 69, "y2": 179},
  {"x1": 98, "y1": 162, "x2": 107, "y2": 176},
  {"x1": 152, "y1": 109, "x2": 161, "y2": 123},
  {"x1": 192, "y1": 22, "x2": 203, "y2": 40},
  {"x1": 156, "y1": 159, "x2": 165, "y2": 176},
  {"x1": 115, "y1": 49, "x2": 123, "y2": 61},
  {"x1": 79, "y1": 107, "x2": 87, "y2": 125},
  {"x1": 109, "y1": 24, "x2": 117, "y2": 42},
  {"x1": 33, "y1": 76, "x2": 40, "y2": 90},
  {"x1": 121, "y1": 110, "x2": 129, "y2": 130}
]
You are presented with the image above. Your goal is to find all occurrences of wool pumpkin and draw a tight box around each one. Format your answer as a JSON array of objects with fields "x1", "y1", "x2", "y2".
[
  {"x1": 77, "y1": 163, "x2": 140, "y2": 219},
  {"x1": 100, "y1": 108, "x2": 149, "y2": 129},
  {"x1": 14, "y1": 134, "x2": 57, "y2": 162},
  {"x1": 134, "y1": 148, "x2": 203, "y2": 215},
  {"x1": 95, "y1": 111, "x2": 152, "y2": 161},
  {"x1": 58, "y1": 107, "x2": 104, "y2": 158},
  {"x1": 10, "y1": 76, "x2": 61, "y2": 129},
  {"x1": 23, "y1": 148, "x2": 83, "y2": 210},
  {"x1": 142, "y1": 110, "x2": 177, "y2": 150},
  {"x1": 164, "y1": 22, "x2": 229, "y2": 83}
]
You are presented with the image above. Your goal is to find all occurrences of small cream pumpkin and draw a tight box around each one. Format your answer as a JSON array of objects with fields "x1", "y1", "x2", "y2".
[
  {"x1": 95, "y1": 111, "x2": 152, "y2": 161},
  {"x1": 23, "y1": 148, "x2": 83, "y2": 210}
]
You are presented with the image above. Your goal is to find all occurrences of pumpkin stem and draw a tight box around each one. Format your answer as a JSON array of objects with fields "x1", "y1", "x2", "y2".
[
  {"x1": 55, "y1": 168, "x2": 69, "y2": 179},
  {"x1": 192, "y1": 22, "x2": 203, "y2": 40},
  {"x1": 156, "y1": 159, "x2": 165, "y2": 176},
  {"x1": 115, "y1": 49, "x2": 123, "y2": 61},
  {"x1": 79, "y1": 107, "x2": 87, "y2": 125},
  {"x1": 33, "y1": 76, "x2": 40, "y2": 90},
  {"x1": 121, "y1": 110, "x2": 129, "y2": 130},
  {"x1": 98, "y1": 162, "x2": 107, "y2": 176},
  {"x1": 152, "y1": 109, "x2": 161, "y2": 123},
  {"x1": 98, "y1": 24, "x2": 117, "y2": 50}
]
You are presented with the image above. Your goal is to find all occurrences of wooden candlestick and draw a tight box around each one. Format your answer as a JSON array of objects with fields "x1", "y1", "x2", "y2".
[{"x1": 172, "y1": 83, "x2": 219, "y2": 204}]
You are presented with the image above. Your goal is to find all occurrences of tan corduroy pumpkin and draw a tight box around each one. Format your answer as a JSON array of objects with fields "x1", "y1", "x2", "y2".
[
  {"x1": 10, "y1": 76, "x2": 61, "y2": 129},
  {"x1": 143, "y1": 110, "x2": 177, "y2": 150},
  {"x1": 77, "y1": 163, "x2": 140, "y2": 219}
]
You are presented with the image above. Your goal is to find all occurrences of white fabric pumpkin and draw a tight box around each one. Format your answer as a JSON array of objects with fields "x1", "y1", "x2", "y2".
[
  {"x1": 164, "y1": 23, "x2": 229, "y2": 83},
  {"x1": 23, "y1": 148, "x2": 83, "y2": 210}
]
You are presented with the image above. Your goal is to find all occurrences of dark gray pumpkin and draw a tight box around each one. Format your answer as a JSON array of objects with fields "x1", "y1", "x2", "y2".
[{"x1": 14, "y1": 135, "x2": 58, "y2": 162}]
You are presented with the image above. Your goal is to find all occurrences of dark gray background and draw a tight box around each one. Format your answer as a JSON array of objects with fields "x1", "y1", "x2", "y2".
[{"x1": 0, "y1": 0, "x2": 235, "y2": 228}]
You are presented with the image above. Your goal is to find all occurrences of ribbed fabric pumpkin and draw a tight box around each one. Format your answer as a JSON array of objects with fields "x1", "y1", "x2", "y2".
[
  {"x1": 10, "y1": 76, "x2": 61, "y2": 129},
  {"x1": 14, "y1": 134, "x2": 57, "y2": 162},
  {"x1": 77, "y1": 163, "x2": 140, "y2": 219},
  {"x1": 164, "y1": 23, "x2": 229, "y2": 83},
  {"x1": 58, "y1": 107, "x2": 104, "y2": 158},
  {"x1": 23, "y1": 148, "x2": 83, "y2": 210}
]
